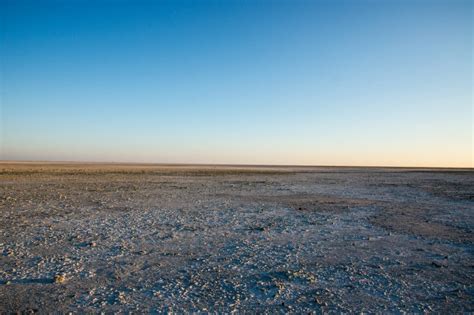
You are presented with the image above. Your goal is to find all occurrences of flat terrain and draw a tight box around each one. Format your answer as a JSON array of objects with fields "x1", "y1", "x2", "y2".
[{"x1": 0, "y1": 163, "x2": 473, "y2": 313}]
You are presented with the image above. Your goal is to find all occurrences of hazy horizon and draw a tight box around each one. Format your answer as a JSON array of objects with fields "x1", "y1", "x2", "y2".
[{"x1": 1, "y1": 0, "x2": 472, "y2": 167}]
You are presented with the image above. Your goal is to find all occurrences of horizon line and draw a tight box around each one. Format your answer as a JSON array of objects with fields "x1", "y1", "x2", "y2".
[{"x1": 1, "y1": 159, "x2": 472, "y2": 170}]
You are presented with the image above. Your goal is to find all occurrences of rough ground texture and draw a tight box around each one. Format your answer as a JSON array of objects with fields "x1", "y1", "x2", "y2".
[{"x1": 0, "y1": 163, "x2": 473, "y2": 313}]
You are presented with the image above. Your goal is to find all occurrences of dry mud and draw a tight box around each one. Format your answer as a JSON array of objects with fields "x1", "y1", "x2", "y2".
[{"x1": 0, "y1": 163, "x2": 473, "y2": 313}]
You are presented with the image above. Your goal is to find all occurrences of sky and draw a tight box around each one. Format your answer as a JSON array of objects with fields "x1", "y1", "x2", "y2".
[{"x1": 1, "y1": 0, "x2": 472, "y2": 167}]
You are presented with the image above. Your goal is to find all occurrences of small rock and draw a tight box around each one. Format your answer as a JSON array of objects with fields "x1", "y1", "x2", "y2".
[
  {"x1": 315, "y1": 297, "x2": 328, "y2": 306},
  {"x1": 54, "y1": 274, "x2": 66, "y2": 283},
  {"x1": 118, "y1": 291, "x2": 126, "y2": 303},
  {"x1": 432, "y1": 260, "x2": 448, "y2": 268}
]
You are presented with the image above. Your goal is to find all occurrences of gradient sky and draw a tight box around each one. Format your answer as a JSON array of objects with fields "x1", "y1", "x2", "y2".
[{"x1": 1, "y1": 0, "x2": 472, "y2": 167}]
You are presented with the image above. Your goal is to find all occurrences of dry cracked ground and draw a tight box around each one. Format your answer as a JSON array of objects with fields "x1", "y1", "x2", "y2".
[{"x1": 0, "y1": 163, "x2": 473, "y2": 313}]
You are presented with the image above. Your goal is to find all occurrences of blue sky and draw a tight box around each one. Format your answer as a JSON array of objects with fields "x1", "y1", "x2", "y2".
[{"x1": 1, "y1": 0, "x2": 472, "y2": 166}]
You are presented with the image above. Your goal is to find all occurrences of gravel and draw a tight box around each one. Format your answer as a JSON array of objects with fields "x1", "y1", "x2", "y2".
[{"x1": 0, "y1": 163, "x2": 473, "y2": 313}]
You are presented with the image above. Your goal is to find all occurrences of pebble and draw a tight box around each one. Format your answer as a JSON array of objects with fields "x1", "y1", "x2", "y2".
[
  {"x1": 432, "y1": 260, "x2": 448, "y2": 268},
  {"x1": 54, "y1": 274, "x2": 67, "y2": 283}
]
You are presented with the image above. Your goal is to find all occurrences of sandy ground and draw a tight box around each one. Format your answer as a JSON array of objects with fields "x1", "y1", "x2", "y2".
[{"x1": 0, "y1": 163, "x2": 473, "y2": 313}]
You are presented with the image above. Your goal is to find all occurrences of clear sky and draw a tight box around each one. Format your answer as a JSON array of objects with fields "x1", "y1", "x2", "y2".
[{"x1": 1, "y1": 0, "x2": 472, "y2": 167}]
